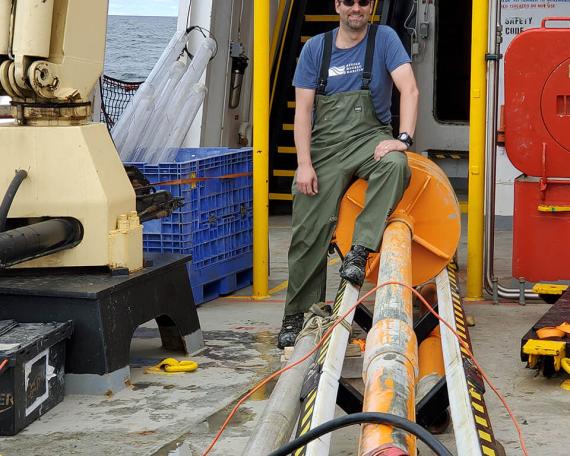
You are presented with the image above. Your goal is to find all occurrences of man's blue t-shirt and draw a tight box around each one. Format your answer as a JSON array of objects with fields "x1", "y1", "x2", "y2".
[{"x1": 293, "y1": 26, "x2": 411, "y2": 124}]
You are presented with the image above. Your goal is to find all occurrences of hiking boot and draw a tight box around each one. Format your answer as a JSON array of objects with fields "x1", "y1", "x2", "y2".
[
  {"x1": 277, "y1": 313, "x2": 304, "y2": 349},
  {"x1": 339, "y1": 245, "x2": 369, "y2": 287}
]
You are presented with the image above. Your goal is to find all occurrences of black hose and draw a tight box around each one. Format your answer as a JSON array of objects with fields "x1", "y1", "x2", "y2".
[
  {"x1": 0, "y1": 218, "x2": 83, "y2": 268},
  {"x1": 268, "y1": 412, "x2": 453, "y2": 456},
  {"x1": 0, "y1": 169, "x2": 28, "y2": 232}
]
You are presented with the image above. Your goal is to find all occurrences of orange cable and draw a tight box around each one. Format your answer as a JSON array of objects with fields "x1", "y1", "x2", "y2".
[
  {"x1": 202, "y1": 281, "x2": 528, "y2": 456},
  {"x1": 0, "y1": 359, "x2": 8, "y2": 372}
]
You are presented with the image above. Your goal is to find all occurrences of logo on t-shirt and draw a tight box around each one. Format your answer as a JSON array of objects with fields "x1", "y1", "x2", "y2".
[{"x1": 328, "y1": 62, "x2": 364, "y2": 77}]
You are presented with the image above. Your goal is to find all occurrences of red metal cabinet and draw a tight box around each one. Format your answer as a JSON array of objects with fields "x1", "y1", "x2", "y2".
[
  {"x1": 513, "y1": 176, "x2": 570, "y2": 281},
  {"x1": 504, "y1": 19, "x2": 570, "y2": 177},
  {"x1": 507, "y1": 19, "x2": 570, "y2": 281}
]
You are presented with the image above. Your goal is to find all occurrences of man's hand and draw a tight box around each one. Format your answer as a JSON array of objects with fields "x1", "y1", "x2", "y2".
[
  {"x1": 374, "y1": 139, "x2": 407, "y2": 161},
  {"x1": 296, "y1": 163, "x2": 319, "y2": 196}
]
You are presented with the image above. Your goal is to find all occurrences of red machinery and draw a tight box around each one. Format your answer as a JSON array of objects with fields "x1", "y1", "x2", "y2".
[{"x1": 504, "y1": 17, "x2": 570, "y2": 282}]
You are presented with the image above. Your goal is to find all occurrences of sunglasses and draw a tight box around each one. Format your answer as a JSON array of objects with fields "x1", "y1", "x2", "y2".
[{"x1": 341, "y1": 0, "x2": 371, "y2": 6}]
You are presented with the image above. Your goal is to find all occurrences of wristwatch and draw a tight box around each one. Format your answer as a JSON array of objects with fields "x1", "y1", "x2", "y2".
[{"x1": 397, "y1": 132, "x2": 414, "y2": 149}]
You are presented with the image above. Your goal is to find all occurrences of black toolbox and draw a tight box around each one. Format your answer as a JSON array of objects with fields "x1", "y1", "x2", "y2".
[{"x1": 0, "y1": 320, "x2": 73, "y2": 435}]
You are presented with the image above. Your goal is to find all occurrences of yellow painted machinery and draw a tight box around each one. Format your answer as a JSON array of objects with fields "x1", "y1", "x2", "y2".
[
  {"x1": 521, "y1": 299, "x2": 570, "y2": 379},
  {"x1": 0, "y1": 0, "x2": 142, "y2": 272},
  {"x1": 0, "y1": 1, "x2": 203, "y2": 395}
]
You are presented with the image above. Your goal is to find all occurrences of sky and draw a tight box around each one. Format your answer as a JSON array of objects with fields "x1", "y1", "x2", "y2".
[{"x1": 108, "y1": 0, "x2": 179, "y2": 17}]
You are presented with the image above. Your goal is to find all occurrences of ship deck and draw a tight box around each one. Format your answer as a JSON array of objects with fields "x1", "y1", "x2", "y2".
[{"x1": 0, "y1": 215, "x2": 568, "y2": 456}]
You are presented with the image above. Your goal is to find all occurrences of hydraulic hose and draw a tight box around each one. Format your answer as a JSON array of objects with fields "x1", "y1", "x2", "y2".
[
  {"x1": 267, "y1": 412, "x2": 453, "y2": 456},
  {"x1": 0, "y1": 170, "x2": 28, "y2": 232},
  {"x1": 0, "y1": 218, "x2": 83, "y2": 267}
]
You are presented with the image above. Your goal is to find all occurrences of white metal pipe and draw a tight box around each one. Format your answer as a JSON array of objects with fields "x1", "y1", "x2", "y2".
[
  {"x1": 483, "y1": 0, "x2": 500, "y2": 299},
  {"x1": 164, "y1": 83, "x2": 207, "y2": 149},
  {"x1": 112, "y1": 30, "x2": 187, "y2": 152},
  {"x1": 158, "y1": 35, "x2": 215, "y2": 110},
  {"x1": 135, "y1": 37, "x2": 215, "y2": 161},
  {"x1": 119, "y1": 86, "x2": 156, "y2": 161},
  {"x1": 147, "y1": 30, "x2": 188, "y2": 90},
  {"x1": 150, "y1": 83, "x2": 207, "y2": 163},
  {"x1": 305, "y1": 283, "x2": 360, "y2": 456},
  {"x1": 128, "y1": 59, "x2": 187, "y2": 159},
  {"x1": 242, "y1": 332, "x2": 319, "y2": 455},
  {"x1": 177, "y1": 0, "x2": 192, "y2": 31},
  {"x1": 180, "y1": 0, "x2": 213, "y2": 147},
  {"x1": 436, "y1": 268, "x2": 483, "y2": 456}
]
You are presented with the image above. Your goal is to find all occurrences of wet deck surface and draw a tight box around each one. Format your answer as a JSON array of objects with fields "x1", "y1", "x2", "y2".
[{"x1": 0, "y1": 215, "x2": 568, "y2": 455}]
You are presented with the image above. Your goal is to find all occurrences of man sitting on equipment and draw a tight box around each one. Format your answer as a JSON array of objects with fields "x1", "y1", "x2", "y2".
[{"x1": 278, "y1": 0, "x2": 419, "y2": 349}]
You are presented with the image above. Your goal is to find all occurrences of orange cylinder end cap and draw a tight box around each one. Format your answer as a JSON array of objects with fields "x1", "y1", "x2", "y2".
[{"x1": 334, "y1": 153, "x2": 461, "y2": 286}]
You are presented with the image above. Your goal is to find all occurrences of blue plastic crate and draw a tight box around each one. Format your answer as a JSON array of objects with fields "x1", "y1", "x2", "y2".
[
  {"x1": 189, "y1": 254, "x2": 253, "y2": 304},
  {"x1": 126, "y1": 147, "x2": 253, "y2": 303}
]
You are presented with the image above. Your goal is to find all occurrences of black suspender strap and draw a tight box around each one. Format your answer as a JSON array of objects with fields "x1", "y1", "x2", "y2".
[
  {"x1": 361, "y1": 25, "x2": 378, "y2": 91},
  {"x1": 317, "y1": 26, "x2": 377, "y2": 94},
  {"x1": 317, "y1": 31, "x2": 334, "y2": 95}
]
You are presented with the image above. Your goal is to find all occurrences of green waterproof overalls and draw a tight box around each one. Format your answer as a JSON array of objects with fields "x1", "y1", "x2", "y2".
[{"x1": 284, "y1": 25, "x2": 411, "y2": 316}]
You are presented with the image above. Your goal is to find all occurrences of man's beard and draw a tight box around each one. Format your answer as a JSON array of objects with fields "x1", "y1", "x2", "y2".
[{"x1": 343, "y1": 15, "x2": 368, "y2": 32}]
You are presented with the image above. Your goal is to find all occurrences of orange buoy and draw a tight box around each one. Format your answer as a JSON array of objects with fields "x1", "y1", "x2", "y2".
[{"x1": 334, "y1": 152, "x2": 460, "y2": 286}]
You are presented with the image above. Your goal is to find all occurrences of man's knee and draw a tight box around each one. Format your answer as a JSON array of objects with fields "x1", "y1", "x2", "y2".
[
  {"x1": 377, "y1": 151, "x2": 410, "y2": 177},
  {"x1": 290, "y1": 215, "x2": 337, "y2": 248},
  {"x1": 365, "y1": 152, "x2": 411, "y2": 191},
  {"x1": 384, "y1": 150, "x2": 408, "y2": 166}
]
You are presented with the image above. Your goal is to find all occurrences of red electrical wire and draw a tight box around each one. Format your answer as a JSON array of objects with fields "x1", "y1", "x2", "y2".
[
  {"x1": 202, "y1": 281, "x2": 528, "y2": 456},
  {"x1": 0, "y1": 359, "x2": 8, "y2": 372}
]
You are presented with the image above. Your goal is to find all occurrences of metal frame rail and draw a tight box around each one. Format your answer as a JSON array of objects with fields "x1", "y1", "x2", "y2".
[
  {"x1": 294, "y1": 280, "x2": 360, "y2": 456},
  {"x1": 437, "y1": 263, "x2": 500, "y2": 455}
]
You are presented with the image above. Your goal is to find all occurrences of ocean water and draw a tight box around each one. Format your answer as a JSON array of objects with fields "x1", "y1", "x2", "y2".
[{"x1": 105, "y1": 15, "x2": 177, "y2": 81}]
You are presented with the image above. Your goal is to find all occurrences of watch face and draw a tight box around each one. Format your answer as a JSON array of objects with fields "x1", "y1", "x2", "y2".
[{"x1": 398, "y1": 133, "x2": 413, "y2": 146}]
